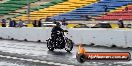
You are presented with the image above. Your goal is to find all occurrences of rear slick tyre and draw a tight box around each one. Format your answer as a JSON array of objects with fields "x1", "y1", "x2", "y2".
[{"x1": 47, "y1": 39, "x2": 54, "y2": 51}]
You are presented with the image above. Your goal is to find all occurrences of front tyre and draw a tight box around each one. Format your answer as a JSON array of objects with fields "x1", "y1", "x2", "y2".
[
  {"x1": 65, "y1": 39, "x2": 73, "y2": 52},
  {"x1": 47, "y1": 39, "x2": 54, "y2": 51}
]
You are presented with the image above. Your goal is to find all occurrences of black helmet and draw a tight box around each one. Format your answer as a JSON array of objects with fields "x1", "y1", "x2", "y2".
[{"x1": 56, "y1": 22, "x2": 61, "y2": 27}]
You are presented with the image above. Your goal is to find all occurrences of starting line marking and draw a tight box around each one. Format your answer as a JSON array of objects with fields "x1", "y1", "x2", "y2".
[{"x1": 0, "y1": 55, "x2": 74, "y2": 66}]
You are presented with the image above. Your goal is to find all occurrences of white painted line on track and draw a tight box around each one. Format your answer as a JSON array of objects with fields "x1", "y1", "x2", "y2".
[{"x1": 0, "y1": 55, "x2": 74, "y2": 66}]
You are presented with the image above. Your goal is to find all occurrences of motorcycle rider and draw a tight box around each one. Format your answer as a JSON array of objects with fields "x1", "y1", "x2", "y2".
[{"x1": 51, "y1": 22, "x2": 64, "y2": 47}]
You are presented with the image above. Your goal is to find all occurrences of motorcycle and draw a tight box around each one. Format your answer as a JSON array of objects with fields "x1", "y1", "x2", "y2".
[{"x1": 46, "y1": 30, "x2": 74, "y2": 52}]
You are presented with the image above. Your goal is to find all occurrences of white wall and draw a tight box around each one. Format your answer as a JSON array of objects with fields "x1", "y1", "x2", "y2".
[
  {"x1": 0, "y1": 28, "x2": 131, "y2": 47},
  {"x1": 68, "y1": 28, "x2": 127, "y2": 47}
]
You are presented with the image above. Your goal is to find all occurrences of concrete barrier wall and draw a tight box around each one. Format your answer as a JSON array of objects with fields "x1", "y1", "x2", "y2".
[
  {"x1": 68, "y1": 28, "x2": 127, "y2": 47},
  {"x1": 0, "y1": 28, "x2": 131, "y2": 47}
]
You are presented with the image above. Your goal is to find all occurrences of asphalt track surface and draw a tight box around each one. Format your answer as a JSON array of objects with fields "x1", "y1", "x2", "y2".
[{"x1": 0, "y1": 39, "x2": 132, "y2": 66}]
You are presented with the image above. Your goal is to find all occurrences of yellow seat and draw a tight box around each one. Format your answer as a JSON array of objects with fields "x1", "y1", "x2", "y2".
[
  {"x1": 67, "y1": 24, "x2": 77, "y2": 28},
  {"x1": 111, "y1": 24, "x2": 119, "y2": 29},
  {"x1": 0, "y1": 23, "x2": 2, "y2": 27},
  {"x1": 69, "y1": 0, "x2": 80, "y2": 2},
  {"x1": 27, "y1": 24, "x2": 33, "y2": 27}
]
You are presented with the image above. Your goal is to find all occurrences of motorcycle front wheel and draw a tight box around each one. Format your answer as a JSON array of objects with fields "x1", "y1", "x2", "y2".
[{"x1": 65, "y1": 39, "x2": 73, "y2": 52}]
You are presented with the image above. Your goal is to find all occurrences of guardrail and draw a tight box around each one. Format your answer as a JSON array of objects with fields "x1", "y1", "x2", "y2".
[{"x1": 0, "y1": 27, "x2": 131, "y2": 48}]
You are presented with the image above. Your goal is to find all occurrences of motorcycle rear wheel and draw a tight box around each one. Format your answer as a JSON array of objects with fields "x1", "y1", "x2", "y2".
[{"x1": 47, "y1": 39, "x2": 54, "y2": 51}]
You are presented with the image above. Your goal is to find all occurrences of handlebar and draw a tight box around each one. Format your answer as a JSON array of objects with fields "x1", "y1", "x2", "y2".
[
  {"x1": 63, "y1": 30, "x2": 68, "y2": 32},
  {"x1": 51, "y1": 30, "x2": 68, "y2": 35}
]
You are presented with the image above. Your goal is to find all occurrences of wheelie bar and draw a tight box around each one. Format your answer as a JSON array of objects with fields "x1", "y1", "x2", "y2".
[{"x1": 76, "y1": 45, "x2": 131, "y2": 63}]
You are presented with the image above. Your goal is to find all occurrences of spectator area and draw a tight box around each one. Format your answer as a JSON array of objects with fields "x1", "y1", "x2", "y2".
[
  {"x1": 15, "y1": 0, "x2": 65, "y2": 16},
  {"x1": 96, "y1": 5, "x2": 132, "y2": 20},
  {"x1": 0, "y1": 0, "x2": 38, "y2": 15},
  {"x1": 14, "y1": 0, "x2": 67, "y2": 17},
  {"x1": 15, "y1": 0, "x2": 97, "y2": 21},
  {"x1": 50, "y1": 0, "x2": 132, "y2": 20}
]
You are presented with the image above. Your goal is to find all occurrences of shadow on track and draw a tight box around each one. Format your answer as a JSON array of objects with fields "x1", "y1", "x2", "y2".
[{"x1": 47, "y1": 50, "x2": 73, "y2": 56}]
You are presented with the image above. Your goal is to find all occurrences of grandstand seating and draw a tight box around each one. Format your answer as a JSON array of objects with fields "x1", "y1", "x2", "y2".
[
  {"x1": 31, "y1": 0, "x2": 66, "y2": 11},
  {"x1": 0, "y1": 0, "x2": 38, "y2": 15},
  {"x1": 15, "y1": 0, "x2": 97, "y2": 21},
  {"x1": 15, "y1": 0, "x2": 67, "y2": 20},
  {"x1": 17, "y1": 0, "x2": 66, "y2": 15},
  {"x1": 51, "y1": 0, "x2": 132, "y2": 20},
  {"x1": 96, "y1": 5, "x2": 132, "y2": 20}
]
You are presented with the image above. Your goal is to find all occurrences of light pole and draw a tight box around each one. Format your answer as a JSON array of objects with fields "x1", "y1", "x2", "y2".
[{"x1": 27, "y1": 0, "x2": 30, "y2": 23}]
